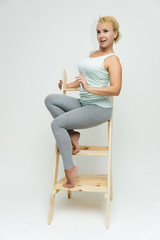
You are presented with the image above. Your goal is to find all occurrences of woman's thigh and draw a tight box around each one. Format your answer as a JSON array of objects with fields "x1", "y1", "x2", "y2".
[
  {"x1": 51, "y1": 104, "x2": 112, "y2": 130},
  {"x1": 44, "y1": 93, "x2": 82, "y2": 112}
]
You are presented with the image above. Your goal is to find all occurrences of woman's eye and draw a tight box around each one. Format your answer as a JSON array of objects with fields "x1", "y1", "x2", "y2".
[{"x1": 97, "y1": 30, "x2": 108, "y2": 34}]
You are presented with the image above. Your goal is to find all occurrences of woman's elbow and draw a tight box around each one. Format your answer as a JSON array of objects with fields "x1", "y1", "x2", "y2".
[
  {"x1": 116, "y1": 85, "x2": 122, "y2": 96},
  {"x1": 115, "y1": 88, "x2": 121, "y2": 96}
]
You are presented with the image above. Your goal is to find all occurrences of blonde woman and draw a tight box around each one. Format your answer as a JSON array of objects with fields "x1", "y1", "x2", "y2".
[{"x1": 44, "y1": 16, "x2": 122, "y2": 189}]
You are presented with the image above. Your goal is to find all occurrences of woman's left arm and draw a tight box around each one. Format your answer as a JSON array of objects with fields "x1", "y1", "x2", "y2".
[{"x1": 87, "y1": 56, "x2": 122, "y2": 96}]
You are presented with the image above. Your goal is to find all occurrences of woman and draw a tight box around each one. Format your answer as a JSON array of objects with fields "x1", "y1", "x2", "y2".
[{"x1": 44, "y1": 16, "x2": 122, "y2": 189}]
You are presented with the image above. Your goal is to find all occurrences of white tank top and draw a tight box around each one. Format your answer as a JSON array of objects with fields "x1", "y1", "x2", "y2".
[{"x1": 78, "y1": 50, "x2": 115, "y2": 108}]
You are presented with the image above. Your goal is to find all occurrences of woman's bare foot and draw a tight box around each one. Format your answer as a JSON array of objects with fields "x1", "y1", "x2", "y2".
[
  {"x1": 63, "y1": 165, "x2": 78, "y2": 189},
  {"x1": 70, "y1": 131, "x2": 80, "y2": 154}
]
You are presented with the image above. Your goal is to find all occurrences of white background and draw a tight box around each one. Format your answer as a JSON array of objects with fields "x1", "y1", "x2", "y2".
[{"x1": 0, "y1": 0, "x2": 160, "y2": 239}]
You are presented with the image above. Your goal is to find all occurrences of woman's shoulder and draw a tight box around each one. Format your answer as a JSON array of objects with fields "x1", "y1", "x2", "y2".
[
  {"x1": 104, "y1": 55, "x2": 122, "y2": 71},
  {"x1": 105, "y1": 54, "x2": 120, "y2": 62},
  {"x1": 89, "y1": 49, "x2": 96, "y2": 55}
]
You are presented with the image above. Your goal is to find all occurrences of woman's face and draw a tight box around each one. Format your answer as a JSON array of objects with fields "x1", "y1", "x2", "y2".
[{"x1": 96, "y1": 22, "x2": 117, "y2": 48}]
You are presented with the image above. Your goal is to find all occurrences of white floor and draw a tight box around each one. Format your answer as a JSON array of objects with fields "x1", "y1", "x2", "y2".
[{"x1": 1, "y1": 182, "x2": 159, "y2": 240}]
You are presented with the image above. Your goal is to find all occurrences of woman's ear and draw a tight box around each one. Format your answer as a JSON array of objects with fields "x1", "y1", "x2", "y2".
[{"x1": 114, "y1": 30, "x2": 118, "y2": 39}]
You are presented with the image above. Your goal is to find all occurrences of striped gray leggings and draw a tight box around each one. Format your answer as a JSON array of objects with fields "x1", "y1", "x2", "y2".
[{"x1": 44, "y1": 93, "x2": 112, "y2": 169}]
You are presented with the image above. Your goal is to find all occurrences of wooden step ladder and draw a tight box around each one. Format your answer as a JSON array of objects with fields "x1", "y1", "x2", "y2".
[{"x1": 48, "y1": 70, "x2": 114, "y2": 229}]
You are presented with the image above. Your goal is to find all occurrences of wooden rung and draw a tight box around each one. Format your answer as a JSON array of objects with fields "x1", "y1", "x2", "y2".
[
  {"x1": 57, "y1": 145, "x2": 109, "y2": 151},
  {"x1": 54, "y1": 174, "x2": 108, "y2": 192},
  {"x1": 57, "y1": 146, "x2": 109, "y2": 156},
  {"x1": 63, "y1": 88, "x2": 80, "y2": 91},
  {"x1": 73, "y1": 150, "x2": 109, "y2": 156},
  {"x1": 79, "y1": 146, "x2": 109, "y2": 151}
]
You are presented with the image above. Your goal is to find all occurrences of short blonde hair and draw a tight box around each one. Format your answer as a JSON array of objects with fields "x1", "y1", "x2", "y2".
[{"x1": 97, "y1": 16, "x2": 122, "y2": 44}]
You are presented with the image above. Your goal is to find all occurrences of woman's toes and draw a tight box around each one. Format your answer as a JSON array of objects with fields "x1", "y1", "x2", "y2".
[
  {"x1": 67, "y1": 183, "x2": 74, "y2": 188},
  {"x1": 63, "y1": 183, "x2": 73, "y2": 189},
  {"x1": 72, "y1": 149, "x2": 77, "y2": 154},
  {"x1": 72, "y1": 147, "x2": 80, "y2": 154},
  {"x1": 72, "y1": 148, "x2": 76, "y2": 154},
  {"x1": 63, "y1": 182, "x2": 70, "y2": 188}
]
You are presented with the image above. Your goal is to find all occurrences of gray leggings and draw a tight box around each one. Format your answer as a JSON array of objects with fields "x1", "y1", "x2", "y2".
[{"x1": 44, "y1": 93, "x2": 113, "y2": 170}]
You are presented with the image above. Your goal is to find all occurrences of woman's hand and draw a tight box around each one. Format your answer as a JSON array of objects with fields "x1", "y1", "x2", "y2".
[
  {"x1": 58, "y1": 80, "x2": 63, "y2": 90},
  {"x1": 75, "y1": 71, "x2": 89, "y2": 92}
]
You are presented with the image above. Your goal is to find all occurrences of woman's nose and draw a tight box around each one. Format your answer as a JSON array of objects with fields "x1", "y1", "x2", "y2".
[{"x1": 100, "y1": 32, "x2": 104, "y2": 38}]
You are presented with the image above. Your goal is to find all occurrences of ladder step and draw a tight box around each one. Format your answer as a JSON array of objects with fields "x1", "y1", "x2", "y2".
[
  {"x1": 58, "y1": 146, "x2": 109, "y2": 156},
  {"x1": 54, "y1": 174, "x2": 108, "y2": 192},
  {"x1": 74, "y1": 150, "x2": 109, "y2": 156}
]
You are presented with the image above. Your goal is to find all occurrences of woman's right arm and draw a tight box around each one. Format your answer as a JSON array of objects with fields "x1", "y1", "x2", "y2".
[
  {"x1": 66, "y1": 80, "x2": 80, "y2": 88},
  {"x1": 58, "y1": 80, "x2": 80, "y2": 89}
]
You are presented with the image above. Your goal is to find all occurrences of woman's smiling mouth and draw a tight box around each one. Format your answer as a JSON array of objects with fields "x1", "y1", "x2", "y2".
[{"x1": 101, "y1": 40, "x2": 106, "y2": 43}]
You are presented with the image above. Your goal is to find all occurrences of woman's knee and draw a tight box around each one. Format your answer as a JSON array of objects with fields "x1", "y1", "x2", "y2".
[
  {"x1": 44, "y1": 93, "x2": 59, "y2": 107},
  {"x1": 51, "y1": 118, "x2": 59, "y2": 132},
  {"x1": 44, "y1": 94, "x2": 52, "y2": 107}
]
